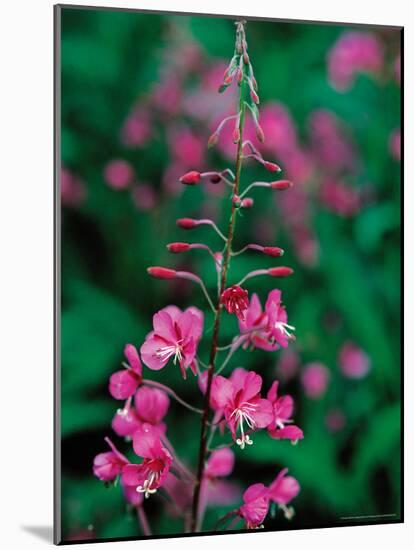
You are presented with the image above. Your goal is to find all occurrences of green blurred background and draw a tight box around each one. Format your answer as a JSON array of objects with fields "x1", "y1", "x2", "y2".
[{"x1": 59, "y1": 6, "x2": 402, "y2": 542}]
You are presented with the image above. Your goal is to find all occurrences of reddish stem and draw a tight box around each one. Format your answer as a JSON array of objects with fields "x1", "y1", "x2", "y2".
[{"x1": 190, "y1": 55, "x2": 247, "y2": 532}]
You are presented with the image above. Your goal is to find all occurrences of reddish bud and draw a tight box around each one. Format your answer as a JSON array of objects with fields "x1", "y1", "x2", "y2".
[
  {"x1": 210, "y1": 174, "x2": 222, "y2": 184},
  {"x1": 224, "y1": 74, "x2": 234, "y2": 85},
  {"x1": 147, "y1": 266, "x2": 177, "y2": 279},
  {"x1": 250, "y1": 89, "x2": 260, "y2": 104},
  {"x1": 232, "y1": 127, "x2": 241, "y2": 144},
  {"x1": 263, "y1": 161, "x2": 282, "y2": 173},
  {"x1": 241, "y1": 197, "x2": 254, "y2": 209},
  {"x1": 220, "y1": 285, "x2": 249, "y2": 321},
  {"x1": 270, "y1": 180, "x2": 293, "y2": 190},
  {"x1": 236, "y1": 68, "x2": 243, "y2": 84},
  {"x1": 243, "y1": 52, "x2": 250, "y2": 65},
  {"x1": 232, "y1": 194, "x2": 242, "y2": 208},
  {"x1": 167, "y1": 242, "x2": 191, "y2": 253},
  {"x1": 268, "y1": 267, "x2": 294, "y2": 277},
  {"x1": 180, "y1": 171, "x2": 201, "y2": 185},
  {"x1": 263, "y1": 246, "x2": 284, "y2": 257},
  {"x1": 208, "y1": 132, "x2": 219, "y2": 149},
  {"x1": 177, "y1": 218, "x2": 198, "y2": 229},
  {"x1": 256, "y1": 125, "x2": 265, "y2": 143}
]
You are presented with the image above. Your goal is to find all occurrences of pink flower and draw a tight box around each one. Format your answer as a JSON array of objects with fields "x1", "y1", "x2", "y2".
[
  {"x1": 104, "y1": 159, "x2": 134, "y2": 190},
  {"x1": 239, "y1": 483, "x2": 269, "y2": 529},
  {"x1": 111, "y1": 397, "x2": 141, "y2": 438},
  {"x1": 267, "y1": 381, "x2": 303, "y2": 442},
  {"x1": 238, "y1": 293, "x2": 278, "y2": 351},
  {"x1": 140, "y1": 305, "x2": 204, "y2": 378},
  {"x1": 268, "y1": 468, "x2": 300, "y2": 519},
  {"x1": 265, "y1": 290, "x2": 296, "y2": 348},
  {"x1": 301, "y1": 362, "x2": 330, "y2": 399},
  {"x1": 109, "y1": 344, "x2": 142, "y2": 400},
  {"x1": 211, "y1": 370, "x2": 273, "y2": 448},
  {"x1": 338, "y1": 341, "x2": 371, "y2": 379},
  {"x1": 134, "y1": 386, "x2": 170, "y2": 426},
  {"x1": 199, "y1": 448, "x2": 238, "y2": 517},
  {"x1": 220, "y1": 285, "x2": 249, "y2": 321},
  {"x1": 205, "y1": 448, "x2": 235, "y2": 479},
  {"x1": 93, "y1": 438, "x2": 128, "y2": 481},
  {"x1": 121, "y1": 424, "x2": 172, "y2": 499},
  {"x1": 328, "y1": 31, "x2": 383, "y2": 91}
]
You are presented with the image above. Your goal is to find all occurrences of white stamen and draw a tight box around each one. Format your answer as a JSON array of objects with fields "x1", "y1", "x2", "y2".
[
  {"x1": 136, "y1": 473, "x2": 158, "y2": 499},
  {"x1": 274, "y1": 321, "x2": 295, "y2": 339},
  {"x1": 231, "y1": 402, "x2": 257, "y2": 449},
  {"x1": 155, "y1": 339, "x2": 184, "y2": 365}
]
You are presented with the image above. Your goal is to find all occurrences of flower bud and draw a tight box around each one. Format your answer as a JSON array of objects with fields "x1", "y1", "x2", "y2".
[
  {"x1": 147, "y1": 266, "x2": 177, "y2": 279},
  {"x1": 223, "y1": 74, "x2": 234, "y2": 85},
  {"x1": 263, "y1": 246, "x2": 284, "y2": 257},
  {"x1": 270, "y1": 180, "x2": 293, "y2": 190},
  {"x1": 177, "y1": 218, "x2": 198, "y2": 229},
  {"x1": 179, "y1": 171, "x2": 201, "y2": 185},
  {"x1": 232, "y1": 126, "x2": 241, "y2": 144},
  {"x1": 210, "y1": 174, "x2": 222, "y2": 184},
  {"x1": 250, "y1": 89, "x2": 260, "y2": 104},
  {"x1": 241, "y1": 197, "x2": 254, "y2": 209},
  {"x1": 243, "y1": 52, "x2": 250, "y2": 65},
  {"x1": 256, "y1": 125, "x2": 265, "y2": 143},
  {"x1": 263, "y1": 161, "x2": 282, "y2": 173},
  {"x1": 232, "y1": 194, "x2": 242, "y2": 208},
  {"x1": 236, "y1": 67, "x2": 243, "y2": 84},
  {"x1": 268, "y1": 267, "x2": 294, "y2": 277},
  {"x1": 167, "y1": 242, "x2": 191, "y2": 253},
  {"x1": 208, "y1": 132, "x2": 219, "y2": 149}
]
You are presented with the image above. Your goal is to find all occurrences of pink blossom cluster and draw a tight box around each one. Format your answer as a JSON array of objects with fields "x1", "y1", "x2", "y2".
[{"x1": 93, "y1": 19, "x2": 304, "y2": 535}]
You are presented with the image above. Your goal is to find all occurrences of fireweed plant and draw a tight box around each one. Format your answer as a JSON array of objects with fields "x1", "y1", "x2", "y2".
[{"x1": 93, "y1": 21, "x2": 304, "y2": 535}]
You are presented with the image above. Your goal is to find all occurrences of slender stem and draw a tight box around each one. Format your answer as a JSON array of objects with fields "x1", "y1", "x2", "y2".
[
  {"x1": 213, "y1": 510, "x2": 239, "y2": 531},
  {"x1": 143, "y1": 379, "x2": 203, "y2": 414},
  {"x1": 137, "y1": 505, "x2": 152, "y2": 536},
  {"x1": 190, "y1": 70, "x2": 247, "y2": 533}
]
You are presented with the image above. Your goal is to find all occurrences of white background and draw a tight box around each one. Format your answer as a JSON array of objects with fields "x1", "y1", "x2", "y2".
[{"x1": 0, "y1": 0, "x2": 411, "y2": 548}]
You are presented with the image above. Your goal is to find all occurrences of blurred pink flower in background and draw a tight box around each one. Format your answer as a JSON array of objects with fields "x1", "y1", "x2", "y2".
[
  {"x1": 389, "y1": 128, "x2": 401, "y2": 161},
  {"x1": 325, "y1": 408, "x2": 346, "y2": 433},
  {"x1": 308, "y1": 109, "x2": 355, "y2": 172},
  {"x1": 275, "y1": 348, "x2": 300, "y2": 382},
  {"x1": 104, "y1": 159, "x2": 135, "y2": 190},
  {"x1": 120, "y1": 107, "x2": 152, "y2": 148},
  {"x1": 61, "y1": 167, "x2": 86, "y2": 207},
  {"x1": 168, "y1": 126, "x2": 204, "y2": 168},
  {"x1": 338, "y1": 341, "x2": 371, "y2": 379},
  {"x1": 131, "y1": 184, "x2": 158, "y2": 211},
  {"x1": 301, "y1": 362, "x2": 330, "y2": 399},
  {"x1": 320, "y1": 178, "x2": 361, "y2": 217},
  {"x1": 328, "y1": 31, "x2": 384, "y2": 91}
]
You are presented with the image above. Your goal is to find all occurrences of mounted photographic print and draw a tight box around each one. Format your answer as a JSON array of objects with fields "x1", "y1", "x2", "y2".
[{"x1": 54, "y1": 4, "x2": 403, "y2": 544}]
